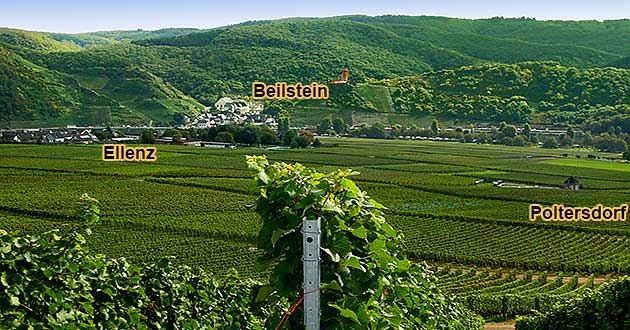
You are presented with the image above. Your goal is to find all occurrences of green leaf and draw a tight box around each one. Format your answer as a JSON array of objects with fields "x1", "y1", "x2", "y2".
[
  {"x1": 270, "y1": 228, "x2": 296, "y2": 246},
  {"x1": 254, "y1": 285, "x2": 276, "y2": 303},
  {"x1": 56, "y1": 309, "x2": 75, "y2": 321},
  {"x1": 128, "y1": 310, "x2": 141, "y2": 325},
  {"x1": 369, "y1": 239, "x2": 386, "y2": 252},
  {"x1": 257, "y1": 170, "x2": 269, "y2": 184},
  {"x1": 321, "y1": 248, "x2": 340, "y2": 262},
  {"x1": 322, "y1": 200, "x2": 342, "y2": 213},
  {"x1": 351, "y1": 226, "x2": 368, "y2": 239},
  {"x1": 9, "y1": 296, "x2": 19, "y2": 306},
  {"x1": 330, "y1": 304, "x2": 360, "y2": 324},
  {"x1": 340, "y1": 178, "x2": 359, "y2": 195},
  {"x1": 321, "y1": 280, "x2": 343, "y2": 292},
  {"x1": 381, "y1": 222, "x2": 397, "y2": 238},
  {"x1": 340, "y1": 256, "x2": 365, "y2": 272}
]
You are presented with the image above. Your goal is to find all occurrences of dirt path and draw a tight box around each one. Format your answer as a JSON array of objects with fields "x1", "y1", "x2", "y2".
[{"x1": 485, "y1": 322, "x2": 515, "y2": 330}]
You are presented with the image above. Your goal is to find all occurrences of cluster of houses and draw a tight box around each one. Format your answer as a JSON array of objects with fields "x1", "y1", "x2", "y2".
[
  {"x1": 190, "y1": 97, "x2": 276, "y2": 129},
  {"x1": 1, "y1": 129, "x2": 99, "y2": 144}
]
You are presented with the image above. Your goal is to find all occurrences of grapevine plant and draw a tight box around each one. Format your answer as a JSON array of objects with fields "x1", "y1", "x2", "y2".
[
  {"x1": 0, "y1": 194, "x2": 275, "y2": 329},
  {"x1": 246, "y1": 155, "x2": 483, "y2": 329}
]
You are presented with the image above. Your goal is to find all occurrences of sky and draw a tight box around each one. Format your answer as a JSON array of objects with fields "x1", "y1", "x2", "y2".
[{"x1": 2, "y1": 0, "x2": 630, "y2": 33}]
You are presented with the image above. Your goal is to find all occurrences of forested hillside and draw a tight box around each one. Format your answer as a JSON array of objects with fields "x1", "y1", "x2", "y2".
[
  {"x1": 383, "y1": 62, "x2": 630, "y2": 125},
  {"x1": 0, "y1": 46, "x2": 115, "y2": 122},
  {"x1": 5, "y1": 15, "x2": 630, "y2": 126},
  {"x1": 0, "y1": 29, "x2": 204, "y2": 125}
]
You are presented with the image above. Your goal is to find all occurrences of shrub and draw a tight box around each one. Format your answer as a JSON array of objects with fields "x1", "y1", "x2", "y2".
[
  {"x1": 542, "y1": 137, "x2": 558, "y2": 149},
  {"x1": 515, "y1": 276, "x2": 630, "y2": 330},
  {"x1": 0, "y1": 230, "x2": 272, "y2": 329},
  {"x1": 246, "y1": 155, "x2": 483, "y2": 329}
]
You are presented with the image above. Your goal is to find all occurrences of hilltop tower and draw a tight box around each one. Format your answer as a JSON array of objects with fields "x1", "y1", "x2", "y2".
[{"x1": 331, "y1": 68, "x2": 348, "y2": 85}]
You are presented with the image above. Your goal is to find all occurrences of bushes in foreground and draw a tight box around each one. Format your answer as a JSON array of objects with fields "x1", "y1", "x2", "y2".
[
  {"x1": 515, "y1": 276, "x2": 630, "y2": 330},
  {"x1": 0, "y1": 228, "x2": 276, "y2": 329},
  {"x1": 246, "y1": 155, "x2": 484, "y2": 329}
]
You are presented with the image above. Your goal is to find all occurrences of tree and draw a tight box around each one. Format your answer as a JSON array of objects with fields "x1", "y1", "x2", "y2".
[
  {"x1": 431, "y1": 119, "x2": 439, "y2": 136},
  {"x1": 140, "y1": 129, "x2": 155, "y2": 144},
  {"x1": 318, "y1": 118, "x2": 332, "y2": 134},
  {"x1": 312, "y1": 138, "x2": 322, "y2": 147},
  {"x1": 582, "y1": 131, "x2": 594, "y2": 146},
  {"x1": 93, "y1": 129, "x2": 112, "y2": 141},
  {"x1": 559, "y1": 134, "x2": 573, "y2": 147},
  {"x1": 332, "y1": 117, "x2": 345, "y2": 134},
  {"x1": 476, "y1": 132, "x2": 490, "y2": 144},
  {"x1": 523, "y1": 123, "x2": 531, "y2": 140},
  {"x1": 296, "y1": 135, "x2": 310, "y2": 148},
  {"x1": 215, "y1": 131, "x2": 234, "y2": 143},
  {"x1": 260, "y1": 130, "x2": 279, "y2": 145},
  {"x1": 234, "y1": 126, "x2": 260, "y2": 145},
  {"x1": 299, "y1": 130, "x2": 314, "y2": 144},
  {"x1": 289, "y1": 138, "x2": 299, "y2": 149},
  {"x1": 172, "y1": 131, "x2": 182, "y2": 144},
  {"x1": 278, "y1": 117, "x2": 290, "y2": 133},
  {"x1": 567, "y1": 125, "x2": 575, "y2": 139},
  {"x1": 503, "y1": 125, "x2": 517, "y2": 138},
  {"x1": 172, "y1": 112, "x2": 186, "y2": 126},
  {"x1": 283, "y1": 130, "x2": 298, "y2": 146},
  {"x1": 542, "y1": 137, "x2": 558, "y2": 149},
  {"x1": 512, "y1": 135, "x2": 528, "y2": 146},
  {"x1": 595, "y1": 134, "x2": 627, "y2": 152},
  {"x1": 613, "y1": 139, "x2": 628, "y2": 153},
  {"x1": 367, "y1": 123, "x2": 386, "y2": 139}
]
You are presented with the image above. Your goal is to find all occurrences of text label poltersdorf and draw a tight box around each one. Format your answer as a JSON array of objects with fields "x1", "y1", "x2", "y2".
[{"x1": 529, "y1": 203, "x2": 628, "y2": 221}]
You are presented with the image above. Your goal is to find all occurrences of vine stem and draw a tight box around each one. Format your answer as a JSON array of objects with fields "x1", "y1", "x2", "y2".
[{"x1": 274, "y1": 288, "x2": 321, "y2": 330}]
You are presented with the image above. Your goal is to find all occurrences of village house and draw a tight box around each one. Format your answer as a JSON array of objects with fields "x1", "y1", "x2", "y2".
[{"x1": 563, "y1": 176, "x2": 581, "y2": 190}]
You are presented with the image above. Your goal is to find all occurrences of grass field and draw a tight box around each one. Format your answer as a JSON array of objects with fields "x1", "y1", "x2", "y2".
[{"x1": 1, "y1": 138, "x2": 629, "y2": 320}]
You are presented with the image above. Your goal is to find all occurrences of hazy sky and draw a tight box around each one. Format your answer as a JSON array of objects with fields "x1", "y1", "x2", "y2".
[{"x1": 3, "y1": 0, "x2": 630, "y2": 33}]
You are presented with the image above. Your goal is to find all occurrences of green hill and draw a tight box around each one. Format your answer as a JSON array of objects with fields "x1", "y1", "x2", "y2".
[
  {"x1": 0, "y1": 46, "x2": 116, "y2": 123},
  {"x1": 380, "y1": 61, "x2": 630, "y2": 124},
  {"x1": 0, "y1": 28, "x2": 81, "y2": 60},
  {"x1": 5, "y1": 15, "x2": 630, "y2": 126},
  {"x1": 342, "y1": 15, "x2": 630, "y2": 57},
  {"x1": 43, "y1": 28, "x2": 202, "y2": 49},
  {"x1": 0, "y1": 32, "x2": 203, "y2": 126},
  {"x1": 85, "y1": 28, "x2": 200, "y2": 42}
]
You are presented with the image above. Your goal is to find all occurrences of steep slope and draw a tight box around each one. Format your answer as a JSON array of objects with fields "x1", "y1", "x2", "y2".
[
  {"x1": 0, "y1": 31, "x2": 203, "y2": 126},
  {"x1": 45, "y1": 28, "x2": 202, "y2": 49},
  {"x1": 380, "y1": 61, "x2": 630, "y2": 124},
  {"x1": 46, "y1": 33, "x2": 117, "y2": 48},
  {"x1": 85, "y1": 28, "x2": 200, "y2": 42},
  {"x1": 343, "y1": 15, "x2": 630, "y2": 56},
  {"x1": 0, "y1": 46, "x2": 114, "y2": 122},
  {"x1": 43, "y1": 45, "x2": 204, "y2": 125},
  {"x1": 131, "y1": 18, "x2": 477, "y2": 103},
  {"x1": 341, "y1": 16, "x2": 622, "y2": 67},
  {"x1": 6, "y1": 15, "x2": 630, "y2": 126},
  {"x1": 0, "y1": 28, "x2": 80, "y2": 59}
]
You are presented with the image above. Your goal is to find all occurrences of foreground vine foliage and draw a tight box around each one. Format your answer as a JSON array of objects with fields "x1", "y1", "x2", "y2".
[
  {"x1": 246, "y1": 155, "x2": 483, "y2": 329},
  {"x1": 515, "y1": 276, "x2": 630, "y2": 329},
  {"x1": 0, "y1": 195, "x2": 276, "y2": 329}
]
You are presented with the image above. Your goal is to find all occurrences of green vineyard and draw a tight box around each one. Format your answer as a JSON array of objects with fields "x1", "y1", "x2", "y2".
[
  {"x1": 433, "y1": 265, "x2": 604, "y2": 319},
  {"x1": 1, "y1": 138, "x2": 630, "y2": 322}
]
